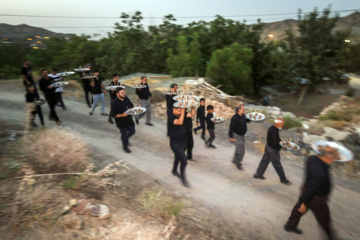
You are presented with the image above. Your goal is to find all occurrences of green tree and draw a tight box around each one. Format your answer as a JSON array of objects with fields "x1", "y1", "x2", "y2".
[
  {"x1": 189, "y1": 33, "x2": 202, "y2": 77},
  {"x1": 206, "y1": 43, "x2": 254, "y2": 95},
  {"x1": 166, "y1": 35, "x2": 192, "y2": 77}
]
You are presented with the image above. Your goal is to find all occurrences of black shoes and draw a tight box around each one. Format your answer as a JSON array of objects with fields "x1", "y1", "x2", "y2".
[
  {"x1": 146, "y1": 123, "x2": 153, "y2": 126},
  {"x1": 209, "y1": 144, "x2": 216, "y2": 149},
  {"x1": 181, "y1": 178, "x2": 190, "y2": 188},
  {"x1": 89, "y1": 111, "x2": 93, "y2": 115},
  {"x1": 201, "y1": 136, "x2": 206, "y2": 141},
  {"x1": 284, "y1": 226, "x2": 303, "y2": 234},
  {"x1": 135, "y1": 117, "x2": 139, "y2": 125},
  {"x1": 254, "y1": 174, "x2": 266, "y2": 180},
  {"x1": 108, "y1": 118, "x2": 114, "y2": 124},
  {"x1": 123, "y1": 147, "x2": 131, "y2": 153},
  {"x1": 101, "y1": 113, "x2": 109, "y2": 116},
  {"x1": 56, "y1": 120, "x2": 62, "y2": 125},
  {"x1": 281, "y1": 179, "x2": 292, "y2": 185},
  {"x1": 172, "y1": 171, "x2": 181, "y2": 178},
  {"x1": 30, "y1": 122, "x2": 38, "y2": 127},
  {"x1": 193, "y1": 129, "x2": 197, "y2": 135}
]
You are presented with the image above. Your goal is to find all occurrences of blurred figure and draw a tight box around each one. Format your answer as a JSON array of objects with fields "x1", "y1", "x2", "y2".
[
  {"x1": 108, "y1": 73, "x2": 122, "y2": 124},
  {"x1": 48, "y1": 68, "x2": 66, "y2": 110},
  {"x1": 229, "y1": 104, "x2": 251, "y2": 170},
  {"x1": 184, "y1": 106, "x2": 196, "y2": 160},
  {"x1": 89, "y1": 70, "x2": 107, "y2": 116},
  {"x1": 193, "y1": 98, "x2": 206, "y2": 141},
  {"x1": 111, "y1": 88, "x2": 135, "y2": 153},
  {"x1": 284, "y1": 146, "x2": 339, "y2": 239},
  {"x1": 25, "y1": 83, "x2": 44, "y2": 127},
  {"x1": 82, "y1": 63, "x2": 93, "y2": 108},
  {"x1": 168, "y1": 106, "x2": 189, "y2": 187},
  {"x1": 205, "y1": 105, "x2": 216, "y2": 148},
  {"x1": 22, "y1": 59, "x2": 36, "y2": 90},
  {"x1": 166, "y1": 83, "x2": 178, "y2": 136},
  {"x1": 135, "y1": 76, "x2": 153, "y2": 126},
  {"x1": 253, "y1": 118, "x2": 291, "y2": 185},
  {"x1": 39, "y1": 68, "x2": 61, "y2": 125}
]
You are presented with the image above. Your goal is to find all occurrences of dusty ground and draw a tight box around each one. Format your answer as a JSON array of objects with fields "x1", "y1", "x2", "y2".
[{"x1": 0, "y1": 77, "x2": 360, "y2": 240}]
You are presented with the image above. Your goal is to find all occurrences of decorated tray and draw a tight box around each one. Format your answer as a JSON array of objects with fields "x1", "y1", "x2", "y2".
[
  {"x1": 162, "y1": 92, "x2": 178, "y2": 95},
  {"x1": 34, "y1": 99, "x2": 46, "y2": 106},
  {"x1": 280, "y1": 141, "x2": 301, "y2": 151},
  {"x1": 246, "y1": 112, "x2": 266, "y2": 122},
  {"x1": 74, "y1": 68, "x2": 90, "y2": 72},
  {"x1": 50, "y1": 82, "x2": 69, "y2": 88},
  {"x1": 173, "y1": 100, "x2": 198, "y2": 109},
  {"x1": 173, "y1": 95, "x2": 200, "y2": 102},
  {"x1": 311, "y1": 140, "x2": 354, "y2": 162},
  {"x1": 81, "y1": 75, "x2": 96, "y2": 79},
  {"x1": 105, "y1": 86, "x2": 125, "y2": 91},
  {"x1": 125, "y1": 107, "x2": 146, "y2": 116},
  {"x1": 58, "y1": 71, "x2": 75, "y2": 77},
  {"x1": 131, "y1": 84, "x2": 147, "y2": 89},
  {"x1": 211, "y1": 117, "x2": 224, "y2": 124}
]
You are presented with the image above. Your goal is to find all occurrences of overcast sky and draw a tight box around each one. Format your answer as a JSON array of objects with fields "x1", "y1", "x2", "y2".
[{"x1": 0, "y1": 0, "x2": 359, "y2": 38}]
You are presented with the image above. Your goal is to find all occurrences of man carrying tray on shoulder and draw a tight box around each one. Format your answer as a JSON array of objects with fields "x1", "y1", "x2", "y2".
[
  {"x1": 135, "y1": 76, "x2": 153, "y2": 126},
  {"x1": 111, "y1": 88, "x2": 135, "y2": 153}
]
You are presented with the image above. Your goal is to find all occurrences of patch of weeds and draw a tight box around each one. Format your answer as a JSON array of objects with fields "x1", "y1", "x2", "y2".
[
  {"x1": 283, "y1": 116, "x2": 302, "y2": 129},
  {"x1": 0, "y1": 160, "x2": 21, "y2": 179},
  {"x1": 61, "y1": 175, "x2": 84, "y2": 190},
  {"x1": 138, "y1": 191, "x2": 182, "y2": 218},
  {"x1": 319, "y1": 111, "x2": 352, "y2": 122}
]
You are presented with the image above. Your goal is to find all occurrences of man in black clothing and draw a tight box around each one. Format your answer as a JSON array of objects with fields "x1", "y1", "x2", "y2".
[
  {"x1": 135, "y1": 76, "x2": 153, "y2": 126},
  {"x1": 25, "y1": 83, "x2": 44, "y2": 127},
  {"x1": 229, "y1": 104, "x2": 250, "y2": 170},
  {"x1": 205, "y1": 105, "x2": 216, "y2": 148},
  {"x1": 184, "y1": 107, "x2": 196, "y2": 160},
  {"x1": 166, "y1": 83, "x2": 178, "y2": 136},
  {"x1": 254, "y1": 118, "x2": 291, "y2": 185},
  {"x1": 108, "y1": 73, "x2": 122, "y2": 124},
  {"x1": 81, "y1": 63, "x2": 93, "y2": 108},
  {"x1": 193, "y1": 98, "x2": 206, "y2": 140},
  {"x1": 284, "y1": 146, "x2": 339, "y2": 239},
  {"x1": 168, "y1": 106, "x2": 189, "y2": 187},
  {"x1": 22, "y1": 59, "x2": 36, "y2": 90},
  {"x1": 39, "y1": 69, "x2": 62, "y2": 125},
  {"x1": 111, "y1": 88, "x2": 135, "y2": 153}
]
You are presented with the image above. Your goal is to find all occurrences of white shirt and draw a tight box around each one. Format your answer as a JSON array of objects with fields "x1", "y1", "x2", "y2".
[{"x1": 48, "y1": 73, "x2": 63, "y2": 92}]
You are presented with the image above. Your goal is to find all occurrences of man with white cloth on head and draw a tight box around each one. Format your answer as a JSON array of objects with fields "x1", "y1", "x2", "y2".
[{"x1": 48, "y1": 68, "x2": 66, "y2": 110}]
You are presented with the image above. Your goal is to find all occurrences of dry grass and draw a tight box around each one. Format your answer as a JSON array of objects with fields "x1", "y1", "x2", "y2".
[
  {"x1": 122, "y1": 77, "x2": 161, "y2": 85},
  {"x1": 62, "y1": 80, "x2": 83, "y2": 100},
  {"x1": 22, "y1": 129, "x2": 87, "y2": 174},
  {"x1": 253, "y1": 141, "x2": 266, "y2": 154}
]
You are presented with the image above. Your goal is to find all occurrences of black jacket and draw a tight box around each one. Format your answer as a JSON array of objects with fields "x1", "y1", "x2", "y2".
[
  {"x1": 136, "y1": 83, "x2": 152, "y2": 100},
  {"x1": 229, "y1": 113, "x2": 250, "y2": 138}
]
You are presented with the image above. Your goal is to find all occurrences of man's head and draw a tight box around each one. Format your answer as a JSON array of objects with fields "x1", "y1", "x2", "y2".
[
  {"x1": 93, "y1": 69, "x2": 99, "y2": 77},
  {"x1": 41, "y1": 68, "x2": 48, "y2": 78},
  {"x1": 113, "y1": 74, "x2": 120, "y2": 82},
  {"x1": 318, "y1": 145, "x2": 340, "y2": 165},
  {"x1": 141, "y1": 76, "x2": 148, "y2": 85},
  {"x1": 235, "y1": 103, "x2": 245, "y2": 115},
  {"x1": 24, "y1": 59, "x2": 30, "y2": 66},
  {"x1": 85, "y1": 63, "x2": 92, "y2": 69},
  {"x1": 52, "y1": 67, "x2": 57, "y2": 74},
  {"x1": 200, "y1": 98, "x2": 205, "y2": 106},
  {"x1": 173, "y1": 107, "x2": 182, "y2": 116},
  {"x1": 207, "y1": 105, "x2": 214, "y2": 114},
  {"x1": 274, "y1": 118, "x2": 285, "y2": 130},
  {"x1": 26, "y1": 83, "x2": 35, "y2": 93},
  {"x1": 116, "y1": 88, "x2": 126, "y2": 99},
  {"x1": 170, "y1": 83, "x2": 178, "y2": 92}
]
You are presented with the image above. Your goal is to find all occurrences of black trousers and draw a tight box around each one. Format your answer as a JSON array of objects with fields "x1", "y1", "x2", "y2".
[
  {"x1": 31, "y1": 106, "x2": 44, "y2": 125},
  {"x1": 194, "y1": 118, "x2": 206, "y2": 138},
  {"x1": 255, "y1": 145, "x2": 287, "y2": 181},
  {"x1": 185, "y1": 129, "x2": 194, "y2": 159},
  {"x1": 119, "y1": 124, "x2": 135, "y2": 149},
  {"x1": 56, "y1": 92, "x2": 66, "y2": 108},
  {"x1": 170, "y1": 137, "x2": 187, "y2": 180},
  {"x1": 285, "y1": 196, "x2": 334, "y2": 240},
  {"x1": 166, "y1": 109, "x2": 172, "y2": 136},
  {"x1": 44, "y1": 94, "x2": 59, "y2": 121},
  {"x1": 205, "y1": 128, "x2": 215, "y2": 145},
  {"x1": 82, "y1": 84, "x2": 92, "y2": 107}
]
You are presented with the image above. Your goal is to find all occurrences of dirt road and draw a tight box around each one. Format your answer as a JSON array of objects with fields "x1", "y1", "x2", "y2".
[{"x1": 0, "y1": 81, "x2": 359, "y2": 240}]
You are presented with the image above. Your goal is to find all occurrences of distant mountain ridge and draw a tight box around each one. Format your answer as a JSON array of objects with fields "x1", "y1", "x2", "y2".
[
  {"x1": 0, "y1": 23, "x2": 74, "y2": 41},
  {"x1": 261, "y1": 11, "x2": 360, "y2": 43}
]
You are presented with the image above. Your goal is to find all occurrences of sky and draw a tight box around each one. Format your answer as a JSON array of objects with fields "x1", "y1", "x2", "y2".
[{"x1": 0, "y1": 0, "x2": 359, "y2": 38}]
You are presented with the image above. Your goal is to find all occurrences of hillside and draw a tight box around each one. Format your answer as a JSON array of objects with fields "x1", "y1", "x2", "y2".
[
  {"x1": 261, "y1": 11, "x2": 360, "y2": 43},
  {"x1": 0, "y1": 23, "x2": 74, "y2": 42}
]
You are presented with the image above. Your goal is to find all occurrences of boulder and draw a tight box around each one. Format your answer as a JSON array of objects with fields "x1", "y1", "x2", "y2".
[
  {"x1": 302, "y1": 134, "x2": 326, "y2": 145},
  {"x1": 323, "y1": 127, "x2": 350, "y2": 141}
]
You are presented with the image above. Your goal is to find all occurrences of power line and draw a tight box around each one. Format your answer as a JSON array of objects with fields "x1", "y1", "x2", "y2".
[{"x1": 0, "y1": 8, "x2": 358, "y2": 19}]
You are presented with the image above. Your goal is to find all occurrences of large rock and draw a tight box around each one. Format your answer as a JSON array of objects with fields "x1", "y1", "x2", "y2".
[
  {"x1": 323, "y1": 127, "x2": 350, "y2": 141},
  {"x1": 302, "y1": 133, "x2": 326, "y2": 145}
]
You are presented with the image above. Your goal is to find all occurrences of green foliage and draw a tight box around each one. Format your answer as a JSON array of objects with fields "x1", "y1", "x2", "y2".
[
  {"x1": 61, "y1": 175, "x2": 84, "y2": 190},
  {"x1": 206, "y1": 43, "x2": 254, "y2": 95},
  {"x1": 283, "y1": 116, "x2": 302, "y2": 129},
  {"x1": 345, "y1": 87, "x2": 356, "y2": 97},
  {"x1": 166, "y1": 35, "x2": 193, "y2": 77},
  {"x1": 0, "y1": 160, "x2": 21, "y2": 179},
  {"x1": 318, "y1": 111, "x2": 352, "y2": 122},
  {"x1": 138, "y1": 190, "x2": 182, "y2": 217}
]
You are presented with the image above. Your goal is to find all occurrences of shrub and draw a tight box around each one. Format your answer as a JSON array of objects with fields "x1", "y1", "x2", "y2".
[
  {"x1": 318, "y1": 111, "x2": 352, "y2": 122},
  {"x1": 345, "y1": 87, "x2": 356, "y2": 97},
  {"x1": 283, "y1": 116, "x2": 302, "y2": 129},
  {"x1": 22, "y1": 129, "x2": 87, "y2": 174},
  {"x1": 0, "y1": 160, "x2": 21, "y2": 180},
  {"x1": 62, "y1": 175, "x2": 84, "y2": 190}
]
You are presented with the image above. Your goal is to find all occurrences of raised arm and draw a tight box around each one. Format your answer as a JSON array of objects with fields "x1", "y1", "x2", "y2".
[{"x1": 174, "y1": 109, "x2": 186, "y2": 125}]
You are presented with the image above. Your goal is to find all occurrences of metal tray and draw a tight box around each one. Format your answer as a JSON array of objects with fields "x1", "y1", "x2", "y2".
[
  {"x1": 125, "y1": 107, "x2": 146, "y2": 116},
  {"x1": 173, "y1": 101, "x2": 198, "y2": 109},
  {"x1": 311, "y1": 140, "x2": 354, "y2": 162},
  {"x1": 211, "y1": 117, "x2": 224, "y2": 124},
  {"x1": 246, "y1": 112, "x2": 266, "y2": 122}
]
